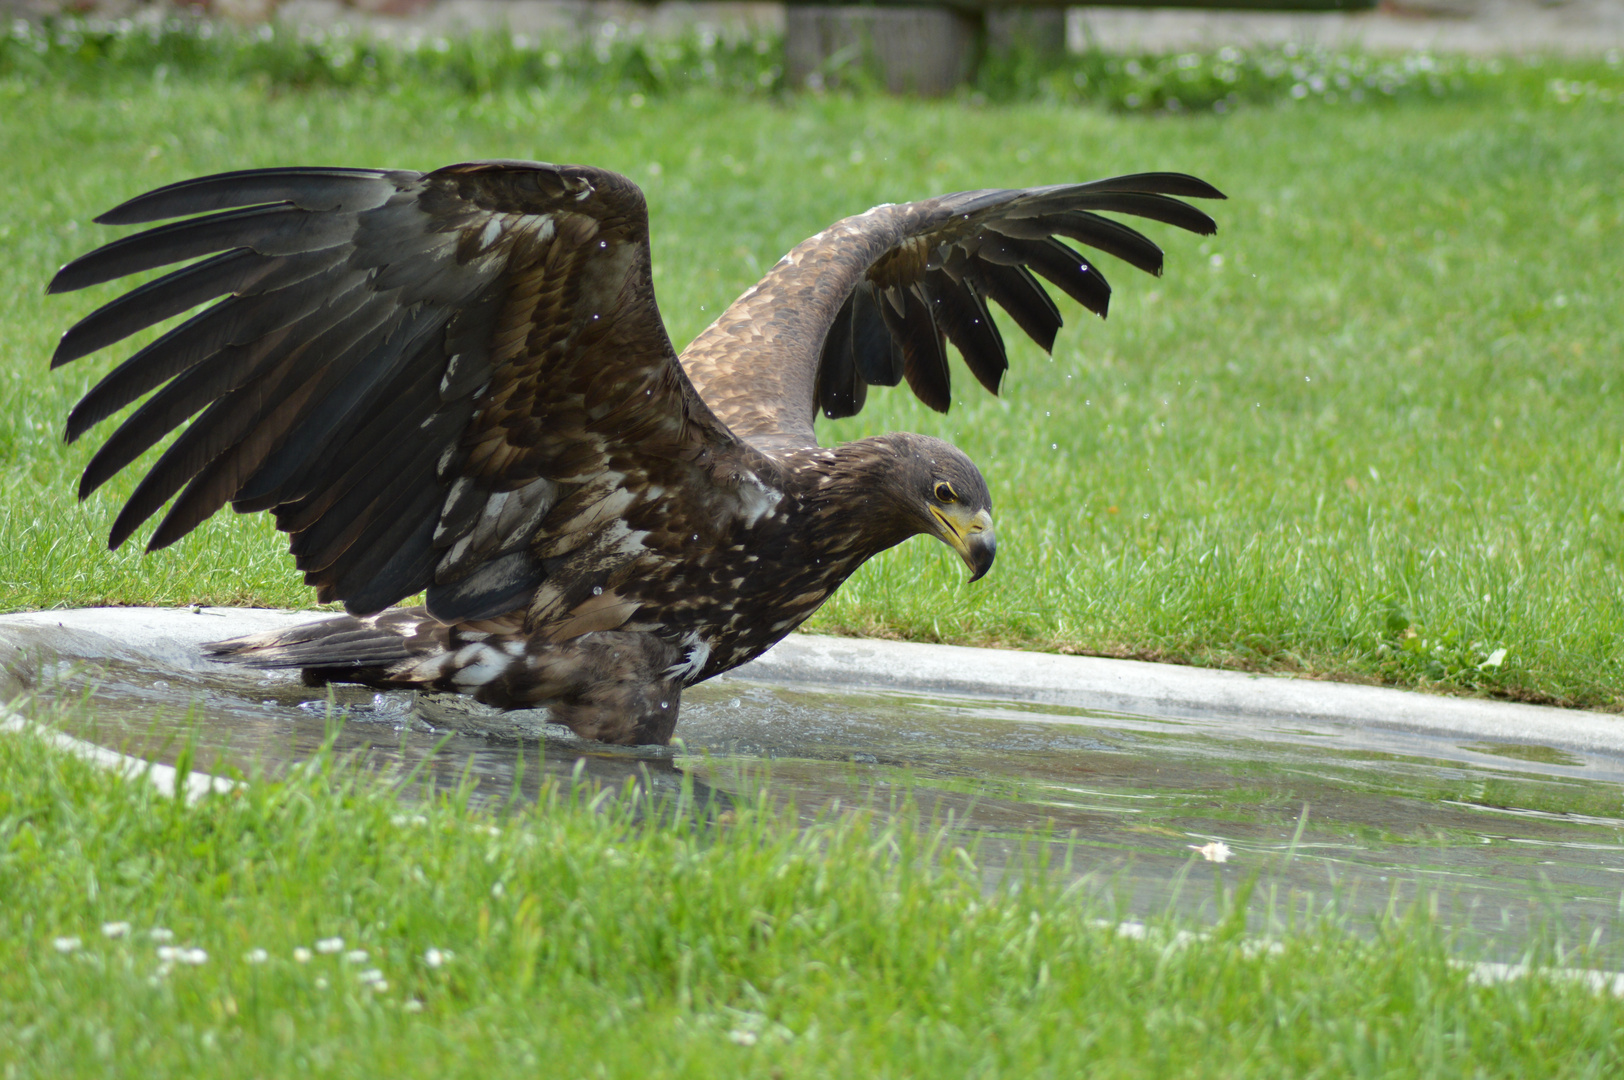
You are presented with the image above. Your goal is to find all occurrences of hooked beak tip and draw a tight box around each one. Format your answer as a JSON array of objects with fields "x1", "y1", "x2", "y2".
[{"x1": 964, "y1": 530, "x2": 996, "y2": 583}]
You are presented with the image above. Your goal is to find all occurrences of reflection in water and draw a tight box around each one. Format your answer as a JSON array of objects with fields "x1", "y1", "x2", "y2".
[{"x1": 10, "y1": 639, "x2": 1624, "y2": 965}]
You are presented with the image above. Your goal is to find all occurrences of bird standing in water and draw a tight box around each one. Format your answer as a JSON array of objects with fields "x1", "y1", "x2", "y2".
[{"x1": 49, "y1": 160, "x2": 1222, "y2": 743}]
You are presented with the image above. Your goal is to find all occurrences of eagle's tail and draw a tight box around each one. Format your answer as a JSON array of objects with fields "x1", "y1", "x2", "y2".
[
  {"x1": 206, "y1": 608, "x2": 441, "y2": 670},
  {"x1": 203, "y1": 607, "x2": 532, "y2": 690}
]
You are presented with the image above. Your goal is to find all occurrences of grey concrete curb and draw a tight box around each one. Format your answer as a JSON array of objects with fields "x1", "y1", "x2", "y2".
[
  {"x1": 746, "y1": 634, "x2": 1624, "y2": 756},
  {"x1": 2, "y1": 606, "x2": 1619, "y2": 757},
  {"x1": 0, "y1": 707, "x2": 237, "y2": 804}
]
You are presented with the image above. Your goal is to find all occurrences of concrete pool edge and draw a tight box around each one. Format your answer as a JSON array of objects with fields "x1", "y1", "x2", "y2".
[
  {"x1": 1, "y1": 606, "x2": 1620, "y2": 757},
  {"x1": 0, "y1": 705, "x2": 237, "y2": 804},
  {"x1": 748, "y1": 633, "x2": 1624, "y2": 755}
]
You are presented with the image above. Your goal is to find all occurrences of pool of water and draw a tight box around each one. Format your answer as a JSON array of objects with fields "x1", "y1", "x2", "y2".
[{"x1": 6, "y1": 615, "x2": 1624, "y2": 964}]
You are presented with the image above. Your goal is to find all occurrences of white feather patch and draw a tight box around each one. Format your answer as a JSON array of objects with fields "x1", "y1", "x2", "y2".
[
  {"x1": 451, "y1": 643, "x2": 510, "y2": 687},
  {"x1": 665, "y1": 630, "x2": 712, "y2": 681},
  {"x1": 478, "y1": 215, "x2": 504, "y2": 250},
  {"x1": 735, "y1": 472, "x2": 783, "y2": 528}
]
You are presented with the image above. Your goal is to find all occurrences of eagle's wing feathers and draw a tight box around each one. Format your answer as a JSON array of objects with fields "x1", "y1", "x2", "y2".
[
  {"x1": 679, "y1": 171, "x2": 1225, "y2": 451},
  {"x1": 51, "y1": 161, "x2": 744, "y2": 621}
]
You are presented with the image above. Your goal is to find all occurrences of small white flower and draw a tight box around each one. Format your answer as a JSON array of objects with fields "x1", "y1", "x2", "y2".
[
  {"x1": 101, "y1": 922, "x2": 131, "y2": 939},
  {"x1": 357, "y1": 968, "x2": 386, "y2": 985},
  {"x1": 245, "y1": 948, "x2": 269, "y2": 964},
  {"x1": 314, "y1": 976, "x2": 329, "y2": 990},
  {"x1": 491, "y1": 882, "x2": 505, "y2": 898},
  {"x1": 293, "y1": 947, "x2": 312, "y2": 963},
  {"x1": 182, "y1": 948, "x2": 208, "y2": 965},
  {"x1": 344, "y1": 949, "x2": 369, "y2": 964},
  {"x1": 484, "y1": 825, "x2": 501, "y2": 838},
  {"x1": 370, "y1": 980, "x2": 389, "y2": 992},
  {"x1": 315, "y1": 937, "x2": 344, "y2": 954},
  {"x1": 149, "y1": 928, "x2": 174, "y2": 943},
  {"x1": 1190, "y1": 841, "x2": 1233, "y2": 863},
  {"x1": 424, "y1": 948, "x2": 446, "y2": 968},
  {"x1": 727, "y1": 1029, "x2": 758, "y2": 1047},
  {"x1": 403, "y1": 999, "x2": 425, "y2": 1013},
  {"x1": 53, "y1": 937, "x2": 81, "y2": 953},
  {"x1": 157, "y1": 945, "x2": 182, "y2": 961}
]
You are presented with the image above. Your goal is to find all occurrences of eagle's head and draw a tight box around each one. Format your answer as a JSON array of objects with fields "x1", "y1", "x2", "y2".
[{"x1": 883, "y1": 434, "x2": 997, "y2": 582}]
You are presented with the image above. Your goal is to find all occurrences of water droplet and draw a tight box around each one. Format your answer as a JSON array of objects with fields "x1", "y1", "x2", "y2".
[
  {"x1": 591, "y1": 585, "x2": 603, "y2": 596},
  {"x1": 659, "y1": 701, "x2": 669, "y2": 710}
]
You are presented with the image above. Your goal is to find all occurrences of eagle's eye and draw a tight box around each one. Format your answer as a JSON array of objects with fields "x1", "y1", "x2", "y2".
[{"x1": 933, "y1": 481, "x2": 958, "y2": 504}]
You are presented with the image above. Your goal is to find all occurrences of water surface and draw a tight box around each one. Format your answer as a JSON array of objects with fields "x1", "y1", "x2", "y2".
[{"x1": 11, "y1": 625, "x2": 1624, "y2": 964}]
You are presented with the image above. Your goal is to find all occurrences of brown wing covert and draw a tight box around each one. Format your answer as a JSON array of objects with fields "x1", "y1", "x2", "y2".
[{"x1": 678, "y1": 172, "x2": 1224, "y2": 451}]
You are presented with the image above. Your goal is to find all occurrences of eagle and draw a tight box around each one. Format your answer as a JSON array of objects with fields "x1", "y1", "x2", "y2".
[{"x1": 49, "y1": 160, "x2": 1222, "y2": 744}]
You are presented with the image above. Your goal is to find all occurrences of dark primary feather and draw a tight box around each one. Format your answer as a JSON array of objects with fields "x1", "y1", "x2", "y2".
[
  {"x1": 53, "y1": 248, "x2": 264, "y2": 367},
  {"x1": 50, "y1": 204, "x2": 367, "y2": 293},
  {"x1": 91, "y1": 166, "x2": 407, "y2": 225},
  {"x1": 928, "y1": 270, "x2": 1006, "y2": 395},
  {"x1": 680, "y1": 171, "x2": 1223, "y2": 448}
]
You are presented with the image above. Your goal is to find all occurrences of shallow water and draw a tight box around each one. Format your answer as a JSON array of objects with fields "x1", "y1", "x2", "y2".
[{"x1": 11, "y1": 633, "x2": 1624, "y2": 964}]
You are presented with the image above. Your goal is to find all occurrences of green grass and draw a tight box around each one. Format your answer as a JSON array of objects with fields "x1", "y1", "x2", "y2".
[
  {"x1": 2, "y1": 38, "x2": 1623, "y2": 713},
  {"x1": 5, "y1": 40, "x2": 1624, "y2": 1076},
  {"x1": 4, "y1": 719, "x2": 1623, "y2": 1079}
]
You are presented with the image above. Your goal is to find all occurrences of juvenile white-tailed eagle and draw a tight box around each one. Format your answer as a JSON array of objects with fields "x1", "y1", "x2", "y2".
[{"x1": 50, "y1": 160, "x2": 1222, "y2": 744}]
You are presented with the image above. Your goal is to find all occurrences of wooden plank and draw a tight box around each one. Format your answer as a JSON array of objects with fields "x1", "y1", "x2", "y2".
[
  {"x1": 791, "y1": 0, "x2": 1379, "y2": 11},
  {"x1": 785, "y1": 6, "x2": 982, "y2": 95}
]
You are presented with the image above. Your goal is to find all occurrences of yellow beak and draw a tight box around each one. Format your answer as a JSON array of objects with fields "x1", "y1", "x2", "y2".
[{"x1": 929, "y1": 506, "x2": 996, "y2": 582}]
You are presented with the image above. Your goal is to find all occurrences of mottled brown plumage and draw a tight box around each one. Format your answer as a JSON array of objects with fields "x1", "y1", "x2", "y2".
[{"x1": 49, "y1": 159, "x2": 1222, "y2": 744}]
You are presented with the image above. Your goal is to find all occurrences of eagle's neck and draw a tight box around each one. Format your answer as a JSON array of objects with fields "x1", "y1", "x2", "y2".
[{"x1": 781, "y1": 435, "x2": 923, "y2": 566}]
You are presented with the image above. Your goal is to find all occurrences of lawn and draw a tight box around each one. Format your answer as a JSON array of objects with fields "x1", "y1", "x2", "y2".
[
  {"x1": 3, "y1": 29, "x2": 1624, "y2": 1077},
  {"x1": 3, "y1": 35, "x2": 1622, "y2": 710},
  {"x1": 4, "y1": 713, "x2": 1623, "y2": 1079}
]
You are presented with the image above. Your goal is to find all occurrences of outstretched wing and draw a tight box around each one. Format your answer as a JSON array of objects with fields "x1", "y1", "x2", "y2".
[
  {"x1": 50, "y1": 160, "x2": 744, "y2": 621},
  {"x1": 679, "y1": 173, "x2": 1225, "y2": 452}
]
